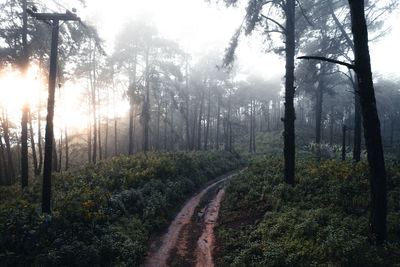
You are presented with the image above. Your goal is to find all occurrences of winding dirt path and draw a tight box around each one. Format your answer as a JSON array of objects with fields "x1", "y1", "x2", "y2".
[{"x1": 144, "y1": 171, "x2": 239, "y2": 267}]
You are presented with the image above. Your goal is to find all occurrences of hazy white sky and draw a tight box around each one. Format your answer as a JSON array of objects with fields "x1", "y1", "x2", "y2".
[
  {"x1": 1, "y1": 0, "x2": 399, "y2": 131},
  {"x1": 48, "y1": 0, "x2": 400, "y2": 80}
]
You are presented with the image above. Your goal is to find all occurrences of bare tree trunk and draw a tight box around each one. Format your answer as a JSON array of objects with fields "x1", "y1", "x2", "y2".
[
  {"x1": 2, "y1": 110, "x2": 15, "y2": 184},
  {"x1": 37, "y1": 106, "x2": 43, "y2": 173},
  {"x1": 315, "y1": 77, "x2": 324, "y2": 144},
  {"x1": 390, "y1": 118, "x2": 394, "y2": 147},
  {"x1": 156, "y1": 103, "x2": 161, "y2": 150},
  {"x1": 348, "y1": 0, "x2": 387, "y2": 243},
  {"x1": 58, "y1": 133, "x2": 62, "y2": 172},
  {"x1": 353, "y1": 76, "x2": 362, "y2": 161},
  {"x1": 88, "y1": 121, "x2": 92, "y2": 162},
  {"x1": 342, "y1": 124, "x2": 346, "y2": 160},
  {"x1": 170, "y1": 108, "x2": 174, "y2": 150},
  {"x1": 52, "y1": 137, "x2": 58, "y2": 172},
  {"x1": 114, "y1": 119, "x2": 118, "y2": 156},
  {"x1": 283, "y1": 0, "x2": 296, "y2": 185},
  {"x1": 65, "y1": 126, "x2": 69, "y2": 170},
  {"x1": 164, "y1": 112, "x2": 168, "y2": 150},
  {"x1": 329, "y1": 109, "x2": 334, "y2": 145},
  {"x1": 104, "y1": 116, "x2": 109, "y2": 158},
  {"x1": 249, "y1": 101, "x2": 253, "y2": 153},
  {"x1": 216, "y1": 96, "x2": 221, "y2": 150},
  {"x1": 197, "y1": 91, "x2": 204, "y2": 150},
  {"x1": 204, "y1": 88, "x2": 211, "y2": 150},
  {"x1": 143, "y1": 48, "x2": 150, "y2": 152},
  {"x1": 21, "y1": 103, "x2": 29, "y2": 188},
  {"x1": 21, "y1": 0, "x2": 29, "y2": 188},
  {"x1": 185, "y1": 62, "x2": 191, "y2": 150},
  {"x1": 90, "y1": 46, "x2": 97, "y2": 163},
  {"x1": 28, "y1": 109, "x2": 39, "y2": 175},
  {"x1": 253, "y1": 100, "x2": 256, "y2": 152},
  {"x1": 98, "y1": 91, "x2": 102, "y2": 160},
  {"x1": 0, "y1": 137, "x2": 8, "y2": 185},
  {"x1": 191, "y1": 103, "x2": 197, "y2": 150}
]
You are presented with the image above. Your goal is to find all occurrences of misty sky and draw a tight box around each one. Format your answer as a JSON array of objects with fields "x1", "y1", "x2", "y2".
[{"x1": 53, "y1": 0, "x2": 400, "y2": 80}]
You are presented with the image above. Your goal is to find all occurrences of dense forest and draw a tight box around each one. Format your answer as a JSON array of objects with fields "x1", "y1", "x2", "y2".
[{"x1": 0, "y1": 0, "x2": 399, "y2": 266}]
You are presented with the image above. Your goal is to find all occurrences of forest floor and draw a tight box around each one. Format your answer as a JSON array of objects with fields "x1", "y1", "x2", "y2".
[{"x1": 144, "y1": 170, "x2": 243, "y2": 267}]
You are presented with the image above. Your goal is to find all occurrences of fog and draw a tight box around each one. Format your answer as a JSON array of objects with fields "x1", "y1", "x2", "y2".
[{"x1": 0, "y1": 0, "x2": 399, "y2": 169}]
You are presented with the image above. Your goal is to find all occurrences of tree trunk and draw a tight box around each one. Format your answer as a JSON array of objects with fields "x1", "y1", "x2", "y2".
[
  {"x1": 88, "y1": 120, "x2": 92, "y2": 162},
  {"x1": 204, "y1": 88, "x2": 211, "y2": 150},
  {"x1": 21, "y1": 0, "x2": 29, "y2": 188},
  {"x1": 253, "y1": 100, "x2": 256, "y2": 152},
  {"x1": 342, "y1": 124, "x2": 346, "y2": 160},
  {"x1": 143, "y1": 48, "x2": 150, "y2": 153},
  {"x1": 114, "y1": 119, "x2": 118, "y2": 156},
  {"x1": 197, "y1": 91, "x2": 204, "y2": 150},
  {"x1": 90, "y1": 45, "x2": 97, "y2": 163},
  {"x1": 348, "y1": 0, "x2": 387, "y2": 243},
  {"x1": 390, "y1": 118, "x2": 394, "y2": 147},
  {"x1": 0, "y1": 137, "x2": 8, "y2": 185},
  {"x1": 329, "y1": 109, "x2": 334, "y2": 145},
  {"x1": 164, "y1": 112, "x2": 168, "y2": 150},
  {"x1": 28, "y1": 109, "x2": 39, "y2": 175},
  {"x1": 216, "y1": 96, "x2": 221, "y2": 150},
  {"x1": 37, "y1": 106, "x2": 43, "y2": 173},
  {"x1": 2, "y1": 110, "x2": 15, "y2": 184},
  {"x1": 58, "y1": 133, "x2": 62, "y2": 172},
  {"x1": 353, "y1": 75, "x2": 362, "y2": 161},
  {"x1": 98, "y1": 98, "x2": 102, "y2": 160},
  {"x1": 21, "y1": 103, "x2": 29, "y2": 188},
  {"x1": 170, "y1": 108, "x2": 174, "y2": 150},
  {"x1": 249, "y1": 101, "x2": 253, "y2": 153},
  {"x1": 104, "y1": 114, "x2": 109, "y2": 158},
  {"x1": 283, "y1": 0, "x2": 296, "y2": 185},
  {"x1": 315, "y1": 76, "x2": 324, "y2": 144},
  {"x1": 52, "y1": 137, "x2": 58, "y2": 172},
  {"x1": 65, "y1": 126, "x2": 69, "y2": 170},
  {"x1": 156, "y1": 103, "x2": 161, "y2": 150}
]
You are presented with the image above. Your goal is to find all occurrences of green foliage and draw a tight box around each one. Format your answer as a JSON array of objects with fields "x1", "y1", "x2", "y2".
[
  {"x1": 0, "y1": 150, "x2": 242, "y2": 266},
  {"x1": 215, "y1": 156, "x2": 400, "y2": 266}
]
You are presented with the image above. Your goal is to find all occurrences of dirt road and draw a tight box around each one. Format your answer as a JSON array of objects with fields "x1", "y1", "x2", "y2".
[{"x1": 144, "y1": 171, "x2": 239, "y2": 267}]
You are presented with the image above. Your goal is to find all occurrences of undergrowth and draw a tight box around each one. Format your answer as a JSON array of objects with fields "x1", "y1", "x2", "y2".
[
  {"x1": 215, "y1": 156, "x2": 400, "y2": 266},
  {"x1": 0, "y1": 150, "x2": 242, "y2": 266}
]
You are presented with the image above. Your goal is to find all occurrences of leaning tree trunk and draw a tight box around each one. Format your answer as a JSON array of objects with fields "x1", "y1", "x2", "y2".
[
  {"x1": 283, "y1": 0, "x2": 296, "y2": 185},
  {"x1": 348, "y1": 0, "x2": 387, "y2": 243}
]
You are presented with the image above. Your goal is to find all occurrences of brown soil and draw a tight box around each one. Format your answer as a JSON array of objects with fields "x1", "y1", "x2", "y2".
[{"x1": 144, "y1": 171, "x2": 240, "y2": 267}]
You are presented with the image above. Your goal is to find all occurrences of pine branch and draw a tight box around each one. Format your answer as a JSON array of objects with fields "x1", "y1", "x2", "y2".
[
  {"x1": 260, "y1": 14, "x2": 286, "y2": 33},
  {"x1": 297, "y1": 56, "x2": 355, "y2": 69}
]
